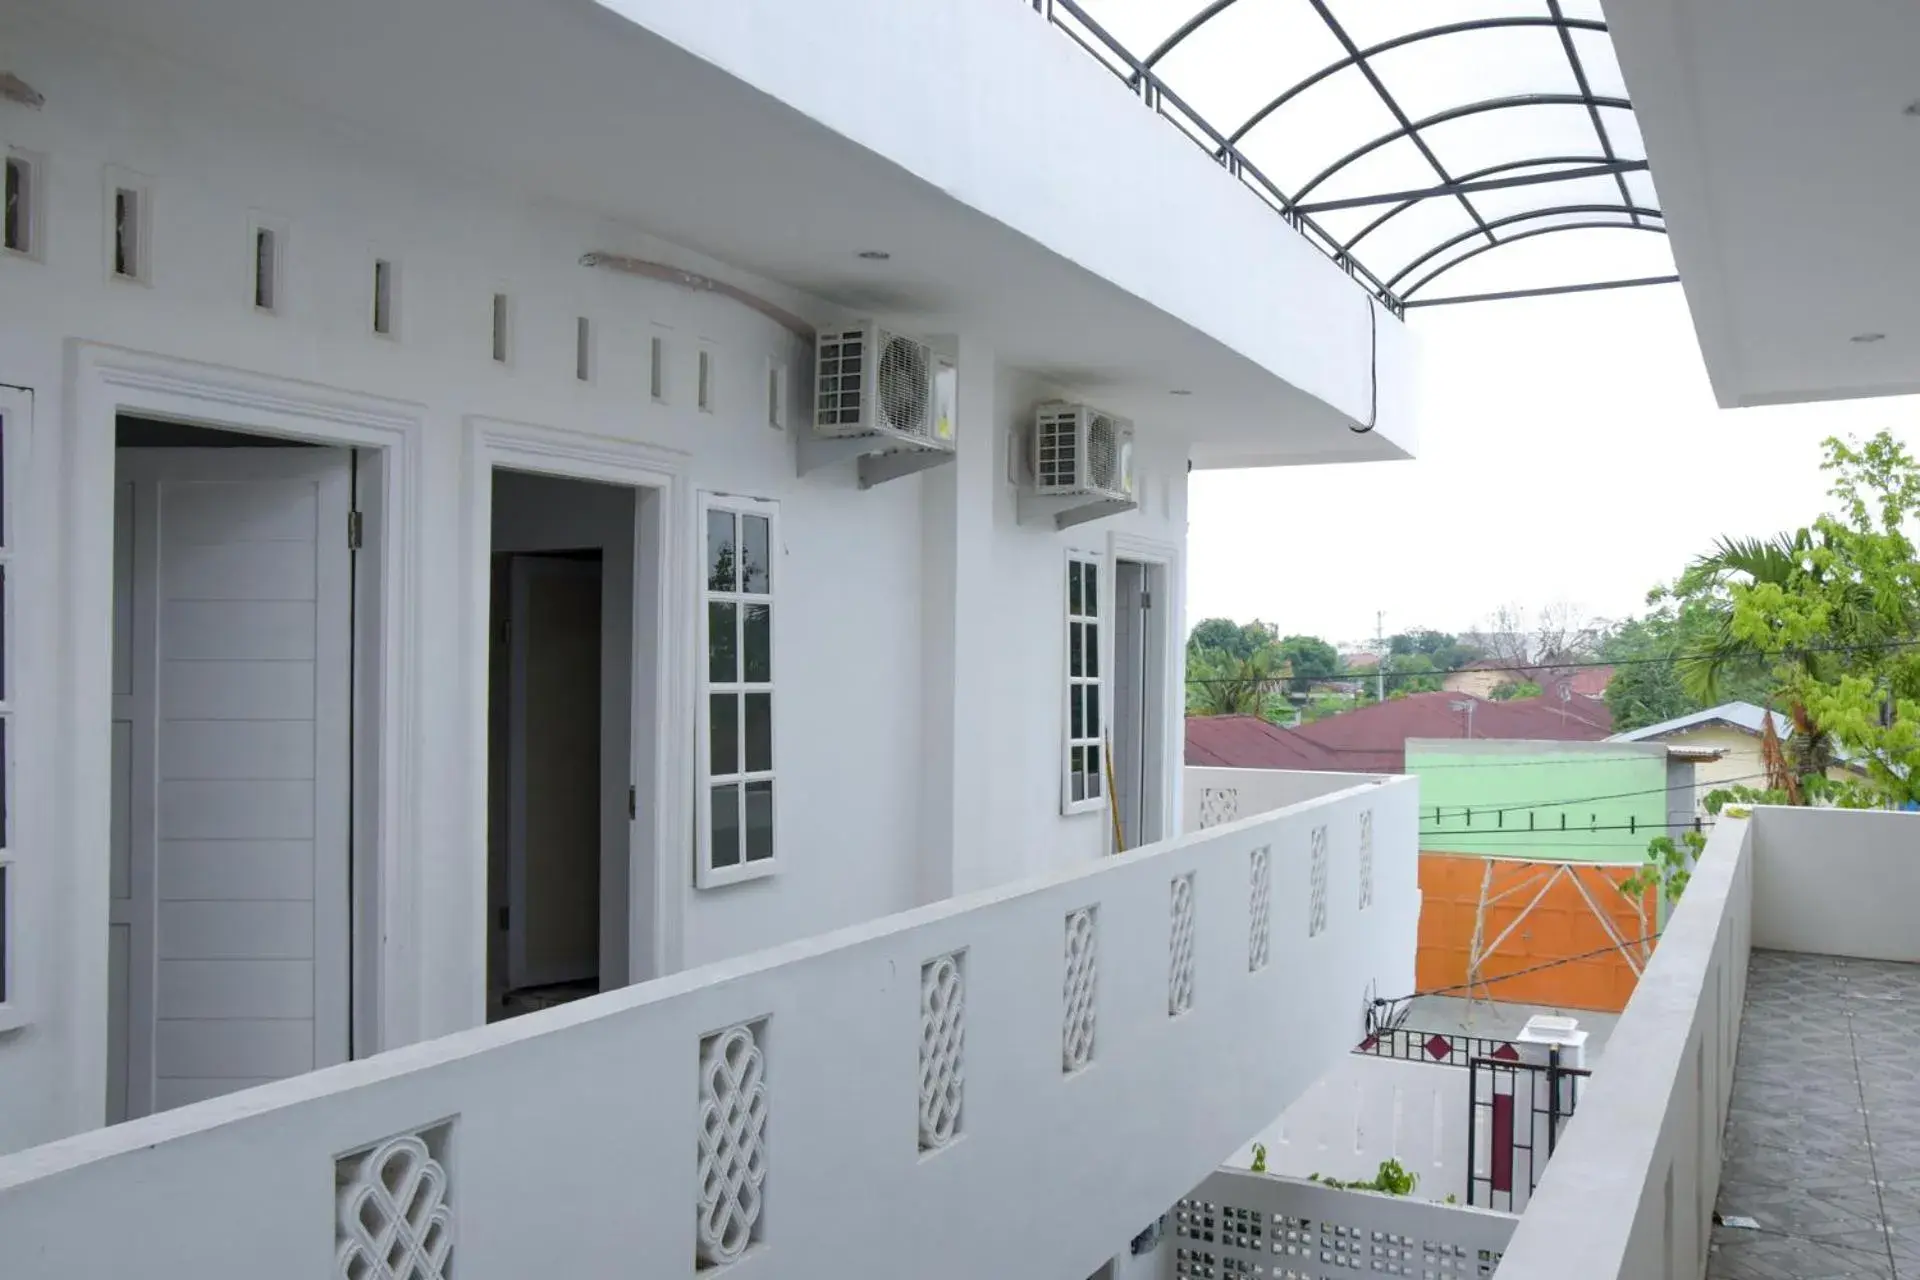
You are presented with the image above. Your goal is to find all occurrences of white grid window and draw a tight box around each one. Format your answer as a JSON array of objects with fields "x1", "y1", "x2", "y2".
[
  {"x1": 1063, "y1": 553, "x2": 1105, "y2": 813},
  {"x1": 697, "y1": 493, "x2": 778, "y2": 887}
]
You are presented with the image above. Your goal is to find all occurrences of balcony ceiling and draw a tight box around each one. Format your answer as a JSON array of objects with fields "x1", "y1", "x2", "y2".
[
  {"x1": 1602, "y1": 0, "x2": 1920, "y2": 408},
  {"x1": 1071, "y1": 0, "x2": 1676, "y2": 309}
]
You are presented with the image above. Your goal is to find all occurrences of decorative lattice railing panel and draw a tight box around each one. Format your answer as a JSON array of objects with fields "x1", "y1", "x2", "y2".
[
  {"x1": 335, "y1": 1125, "x2": 455, "y2": 1280},
  {"x1": 1063, "y1": 906, "x2": 1099, "y2": 1072},
  {"x1": 918, "y1": 953, "x2": 965, "y2": 1151},
  {"x1": 1169, "y1": 873, "x2": 1196, "y2": 1016},
  {"x1": 698, "y1": 1021, "x2": 769, "y2": 1267}
]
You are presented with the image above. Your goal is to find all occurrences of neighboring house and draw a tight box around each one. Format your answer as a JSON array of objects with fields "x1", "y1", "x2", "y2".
[
  {"x1": 1185, "y1": 714, "x2": 1343, "y2": 772},
  {"x1": 1442, "y1": 659, "x2": 1523, "y2": 699},
  {"x1": 1289, "y1": 690, "x2": 1613, "y2": 773},
  {"x1": 1610, "y1": 701, "x2": 1860, "y2": 813}
]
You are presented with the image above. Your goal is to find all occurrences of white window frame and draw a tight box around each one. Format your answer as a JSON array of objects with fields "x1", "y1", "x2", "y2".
[
  {"x1": 0, "y1": 389, "x2": 27, "y2": 1030},
  {"x1": 696, "y1": 492, "x2": 780, "y2": 887},
  {"x1": 1062, "y1": 550, "x2": 1107, "y2": 816}
]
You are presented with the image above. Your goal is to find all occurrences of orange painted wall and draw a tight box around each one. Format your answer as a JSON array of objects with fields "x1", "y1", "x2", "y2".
[{"x1": 1417, "y1": 853, "x2": 1656, "y2": 1014}]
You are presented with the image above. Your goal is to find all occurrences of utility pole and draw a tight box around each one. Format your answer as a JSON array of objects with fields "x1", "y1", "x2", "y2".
[{"x1": 1375, "y1": 610, "x2": 1386, "y2": 703}]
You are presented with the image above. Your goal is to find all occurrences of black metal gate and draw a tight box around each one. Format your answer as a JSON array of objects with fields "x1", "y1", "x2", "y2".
[{"x1": 1466, "y1": 1051, "x2": 1588, "y2": 1212}]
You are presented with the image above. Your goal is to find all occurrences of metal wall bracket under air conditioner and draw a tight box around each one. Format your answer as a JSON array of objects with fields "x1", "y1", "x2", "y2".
[
  {"x1": 1016, "y1": 489, "x2": 1138, "y2": 530},
  {"x1": 795, "y1": 433, "x2": 956, "y2": 489}
]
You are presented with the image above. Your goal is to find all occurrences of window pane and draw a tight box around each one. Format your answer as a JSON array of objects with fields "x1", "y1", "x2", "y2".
[
  {"x1": 0, "y1": 564, "x2": 7, "y2": 702},
  {"x1": 744, "y1": 780, "x2": 774, "y2": 862},
  {"x1": 743, "y1": 605, "x2": 771, "y2": 683},
  {"x1": 707, "y1": 508, "x2": 737, "y2": 592},
  {"x1": 744, "y1": 693, "x2": 772, "y2": 773},
  {"x1": 710, "y1": 783, "x2": 741, "y2": 868},
  {"x1": 1087, "y1": 745, "x2": 1102, "y2": 797},
  {"x1": 742, "y1": 514, "x2": 771, "y2": 594},
  {"x1": 1087, "y1": 683, "x2": 1101, "y2": 738},
  {"x1": 1084, "y1": 566, "x2": 1097, "y2": 617},
  {"x1": 710, "y1": 693, "x2": 739, "y2": 778},
  {"x1": 0, "y1": 864, "x2": 7, "y2": 1003},
  {"x1": 1069, "y1": 621, "x2": 1083, "y2": 678},
  {"x1": 1070, "y1": 746, "x2": 1086, "y2": 802},
  {"x1": 1086, "y1": 624, "x2": 1099, "y2": 678},
  {"x1": 1068, "y1": 561, "x2": 1082, "y2": 615},
  {"x1": 1070, "y1": 684, "x2": 1084, "y2": 739},
  {"x1": 708, "y1": 602, "x2": 738, "y2": 683}
]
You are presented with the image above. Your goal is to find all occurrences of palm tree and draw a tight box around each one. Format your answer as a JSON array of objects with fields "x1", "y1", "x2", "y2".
[
  {"x1": 1188, "y1": 649, "x2": 1288, "y2": 717},
  {"x1": 1676, "y1": 531, "x2": 1858, "y2": 797}
]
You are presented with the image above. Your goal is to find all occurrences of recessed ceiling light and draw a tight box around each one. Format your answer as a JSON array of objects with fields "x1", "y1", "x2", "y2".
[
  {"x1": 1852, "y1": 332, "x2": 1887, "y2": 344},
  {"x1": 1169, "y1": 388, "x2": 1193, "y2": 396},
  {"x1": 856, "y1": 249, "x2": 891, "y2": 261}
]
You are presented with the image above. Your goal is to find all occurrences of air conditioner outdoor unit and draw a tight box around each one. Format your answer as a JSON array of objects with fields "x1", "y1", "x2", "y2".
[
  {"x1": 813, "y1": 323, "x2": 954, "y2": 450},
  {"x1": 1033, "y1": 401, "x2": 1135, "y2": 502}
]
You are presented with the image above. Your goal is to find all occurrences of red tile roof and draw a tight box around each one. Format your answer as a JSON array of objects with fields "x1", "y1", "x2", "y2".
[
  {"x1": 1185, "y1": 715, "x2": 1345, "y2": 771},
  {"x1": 1186, "y1": 692, "x2": 1613, "y2": 774}
]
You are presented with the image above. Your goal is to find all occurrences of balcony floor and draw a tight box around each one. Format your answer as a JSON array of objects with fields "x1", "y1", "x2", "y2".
[{"x1": 1714, "y1": 950, "x2": 1920, "y2": 1279}]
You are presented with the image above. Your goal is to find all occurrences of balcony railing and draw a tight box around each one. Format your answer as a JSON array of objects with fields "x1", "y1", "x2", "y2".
[
  {"x1": 1022, "y1": 0, "x2": 1408, "y2": 317},
  {"x1": 0, "y1": 775, "x2": 1418, "y2": 1280},
  {"x1": 1494, "y1": 806, "x2": 1920, "y2": 1277}
]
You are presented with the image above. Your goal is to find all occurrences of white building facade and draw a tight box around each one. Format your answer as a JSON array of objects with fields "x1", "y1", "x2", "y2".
[{"x1": 0, "y1": 0, "x2": 1415, "y2": 1176}]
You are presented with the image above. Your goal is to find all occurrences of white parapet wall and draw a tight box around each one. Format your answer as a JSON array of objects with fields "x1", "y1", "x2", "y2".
[
  {"x1": 1185, "y1": 766, "x2": 1394, "y2": 833},
  {"x1": 1751, "y1": 807, "x2": 1920, "y2": 962},
  {"x1": 1169, "y1": 1167, "x2": 1518, "y2": 1279},
  {"x1": 0, "y1": 778, "x2": 1418, "y2": 1280},
  {"x1": 1493, "y1": 816, "x2": 1751, "y2": 1280}
]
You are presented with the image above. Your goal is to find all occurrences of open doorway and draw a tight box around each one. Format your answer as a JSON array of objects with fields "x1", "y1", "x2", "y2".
[
  {"x1": 108, "y1": 416, "x2": 362, "y2": 1120},
  {"x1": 1111, "y1": 557, "x2": 1170, "y2": 851},
  {"x1": 487, "y1": 470, "x2": 638, "y2": 1021}
]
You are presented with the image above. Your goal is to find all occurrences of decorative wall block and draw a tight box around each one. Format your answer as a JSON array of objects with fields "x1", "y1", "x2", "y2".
[
  {"x1": 1359, "y1": 809, "x2": 1375, "y2": 911},
  {"x1": 1198, "y1": 787, "x2": 1240, "y2": 830},
  {"x1": 697, "y1": 1021, "x2": 769, "y2": 1267},
  {"x1": 1248, "y1": 846, "x2": 1272, "y2": 972},
  {"x1": 1308, "y1": 824, "x2": 1329, "y2": 938},
  {"x1": 335, "y1": 1125, "x2": 455, "y2": 1280},
  {"x1": 1062, "y1": 906, "x2": 1099, "y2": 1072},
  {"x1": 918, "y1": 952, "x2": 965, "y2": 1151},
  {"x1": 1169, "y1": 873, "x2": 1196, "y2": 1016}
]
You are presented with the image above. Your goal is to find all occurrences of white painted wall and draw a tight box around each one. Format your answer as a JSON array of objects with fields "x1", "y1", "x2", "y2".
[
  {"x1": 0, "y1": 778, "x2": 1421, "y2": 1280},
  {"x1": 1184, "y1": 766, "x2": 1393, "y2": 832},
  {"x1": 1494, "y1": 817, "x2": 1750, "y2": 1280},
  {"x1": 1233, "y1": 1055, "x2": 1471, "y2": 1197},
  {"x1": 1751, "y1": 807, "x2": 1920, "y2": 962},
  {"x1": 0, "y1": 6, "x2": 1202, "y2": 1152}
]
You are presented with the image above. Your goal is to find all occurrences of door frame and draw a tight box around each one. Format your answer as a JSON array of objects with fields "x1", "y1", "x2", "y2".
[
  {"x1": 71, "y1": 345, "x2": 423, "y2": 1107},
  {"x1": 464, "y1": 416, "x2": 689, "y2": 999},
  {"x1": 1107, "y1": 531, "x2": 1182, "y2": 849}
]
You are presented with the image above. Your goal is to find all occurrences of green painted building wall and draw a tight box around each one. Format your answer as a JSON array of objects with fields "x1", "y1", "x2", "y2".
[{"x1": 1407, "y1": 739, "x2": 1673, "y2": 864}]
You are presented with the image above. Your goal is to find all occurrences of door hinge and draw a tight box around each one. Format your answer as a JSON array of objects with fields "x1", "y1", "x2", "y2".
[
  {"x1": 1141, "y1": 590, "x2": 1153, "y2": 609},
  {"x1": 628, "y1": 785, "x2": 637, "y2": 820},
  {"x1": 346, "y1": 509, "x2": 364, "y2": 550}
]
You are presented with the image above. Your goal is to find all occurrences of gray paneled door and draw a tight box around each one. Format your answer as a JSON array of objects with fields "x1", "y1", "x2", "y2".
[{"x1": 110, "y1": 449, "x2": 352, "y2": 1119}]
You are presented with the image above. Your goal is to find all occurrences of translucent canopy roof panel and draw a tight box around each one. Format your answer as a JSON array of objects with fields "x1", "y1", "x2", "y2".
[{"x1": 1051, "y1": 0, "x2": 1676, "y2": 311}]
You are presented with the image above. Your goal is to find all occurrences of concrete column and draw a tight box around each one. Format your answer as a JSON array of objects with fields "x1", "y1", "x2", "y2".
[{"x1": 917, "y1": 333, "x2": 999, "y2": 904}]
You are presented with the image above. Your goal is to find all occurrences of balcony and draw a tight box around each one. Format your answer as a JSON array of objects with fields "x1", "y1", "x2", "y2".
[{"x1": 0, "y1": 773, "x2": 1414, "y2": 1278}]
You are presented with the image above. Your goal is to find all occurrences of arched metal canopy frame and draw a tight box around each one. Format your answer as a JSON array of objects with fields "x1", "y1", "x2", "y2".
[{"x1": 1040, "y1": 0, "x2": 1678, "y2": 309}]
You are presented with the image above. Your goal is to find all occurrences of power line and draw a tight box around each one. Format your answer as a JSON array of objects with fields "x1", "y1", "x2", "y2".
[
  {"x1": 1419, "y1": 770, "x2": 1771, "y2": 821},
  {"x1": 1185, "y1": 635, "x2": 1920, "y2": 685},
  {"x1": 1420, "y1": 820, "x2": 1715, "y2": 838}
]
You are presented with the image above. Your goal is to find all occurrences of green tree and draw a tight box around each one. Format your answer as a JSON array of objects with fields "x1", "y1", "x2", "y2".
[
  {"x1": 1186, "y1": 647, "x2": 1287, "y2": 716},
  {"x1": 1274, "y1": 634, "x2": 1339, "y2": 694},
  {"x1": 1384, "y1": 651, "x2": 1443, "y2": 695},
  {"x1": 1490, "y1": 680, "x2": 1542, "y2": 701},
  {"x1": 1674, "y1": 431, "x2": 1920, "y2": 803},
  {"x1": 1187, "y1": 618, "x2": 1277, "y2": 662},
  {"x1": 1601, "y1": 597, "x2": 1775, "y2": 733}
]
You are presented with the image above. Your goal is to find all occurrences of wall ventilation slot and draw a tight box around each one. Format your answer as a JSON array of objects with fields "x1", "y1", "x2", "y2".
[
  {"x1": 649, "y1": 335, "x2": 666, "y2": 402},
  {"x1": 491, "y1": 293, "x2": 509, "y2": 364},
  {"x1": 3, "y1": 154, "x2": 33, "y2": 255},
  {"x1": 112, "y1": 187, "x2": 141, "y2": 280},
  {"x1": 697, "y1": 349, "x2": 714, "y2": 412},
  {"x1": 252, "y1": 227, "x2": 277, "y2": 312},
  {"x1": 372, "y1": 260, "x2": 394, "y2": 336},
  {"x1": 576, "y1": 316, "x2": 593, "y2": 382}
]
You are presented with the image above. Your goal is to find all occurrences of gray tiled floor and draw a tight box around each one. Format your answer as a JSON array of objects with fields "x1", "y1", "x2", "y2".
[{"x1": 1712, "y1": 950, "x2": 1920, "y2": 1279}]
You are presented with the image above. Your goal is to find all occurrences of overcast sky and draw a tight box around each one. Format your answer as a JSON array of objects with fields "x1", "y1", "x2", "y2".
[
  {"x1": 1187, "y1": 286, "x2": 1920, "y2": 648},
  {"x1": 1062, "y1": 0, "x2": 1920, "y2": 648}
]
